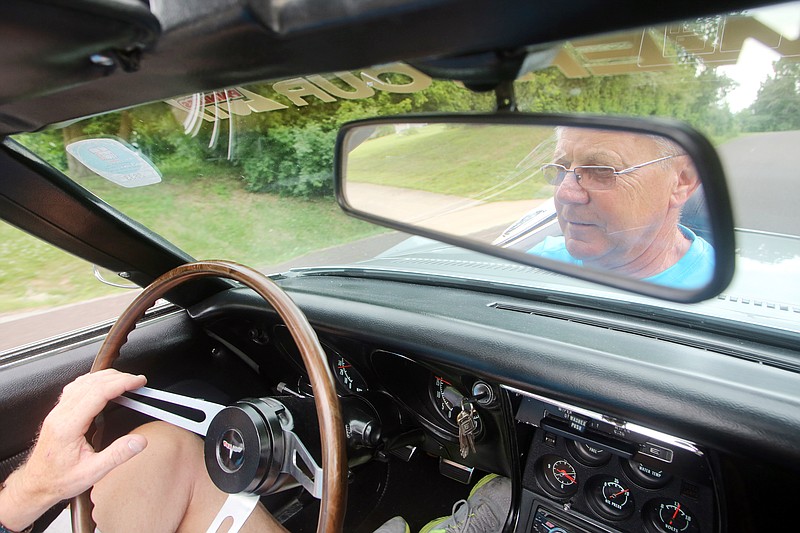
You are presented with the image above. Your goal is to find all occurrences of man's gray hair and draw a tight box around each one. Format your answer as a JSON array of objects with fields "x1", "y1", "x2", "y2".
[
  {"x1": 553, "y1": 126, "x2": 683, "y2": 167},
  {"x1": 648, "y1": 134, "x2": 684, "y2": 157}
]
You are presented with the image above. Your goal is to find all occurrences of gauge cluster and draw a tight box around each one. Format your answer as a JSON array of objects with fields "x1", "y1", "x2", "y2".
[
  {"x1": 272, "y1": 324, "x2": 370, "y2": 395},
  {"x1": 208, "y1": 317, "x2": 510, "y2": 475},
  {"x1": 513, "y1": 391, "x2": 715, "y2": 533},
  {"x1": 206, "y1": 319, "x2": 495, "y2": 432}
]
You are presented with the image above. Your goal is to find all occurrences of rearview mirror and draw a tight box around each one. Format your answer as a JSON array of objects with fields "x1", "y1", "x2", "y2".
[{"x1": 334, "y1": 115, "x2": 734, "y2": 303}]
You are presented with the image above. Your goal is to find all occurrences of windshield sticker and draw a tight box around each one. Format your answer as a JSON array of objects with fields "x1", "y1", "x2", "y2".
[
  {"x1": 166, "y1": 63, "x2": 432, "y2": 123},
  {"x1": 65, "y1": 138, "x2": 162, "y2": 188}
]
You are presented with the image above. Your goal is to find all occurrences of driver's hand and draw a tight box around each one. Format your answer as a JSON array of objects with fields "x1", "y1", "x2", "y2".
[{"x1": 0, "y1": 369, "x2": 148, "y2": 531}]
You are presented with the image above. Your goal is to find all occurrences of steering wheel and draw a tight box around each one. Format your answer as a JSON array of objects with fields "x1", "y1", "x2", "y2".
[{"x1": 70, "y1": 261, "x2": 347, "y2": 533}]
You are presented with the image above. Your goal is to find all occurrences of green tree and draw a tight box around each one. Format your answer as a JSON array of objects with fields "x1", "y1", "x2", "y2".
[
  {"x1": 232, "y1": 79, "x2": 492, "y2": 197},
  {"x1": 741, "y1": 59, "x2": 800, "y2": 132},
  {"x1": 515, "y1": 62, "x2": 736, "y2": 141}
]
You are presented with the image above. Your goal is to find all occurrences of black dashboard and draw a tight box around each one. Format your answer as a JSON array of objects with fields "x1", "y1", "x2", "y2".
[
  {"x1": 186, "y1": 273, "x2": 800, "y2": 532},
  {"x1": 204, "y1": 318, "x2": 717, "y2": 532}
]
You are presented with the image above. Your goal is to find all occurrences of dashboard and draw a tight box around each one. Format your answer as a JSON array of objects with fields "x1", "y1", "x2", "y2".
[
  {"x1": 200, "y1": 300, "x2": 719, "y2": 533},
  {"x1": 177, "y1": 271, "x2": 800, "y2": 532}
]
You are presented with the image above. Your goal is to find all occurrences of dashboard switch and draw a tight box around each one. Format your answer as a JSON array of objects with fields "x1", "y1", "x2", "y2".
[
  {"x1": 567, "y1": 413, "x2": 587, "y2": 433},
  {"x1": 641, "y1": 442, "x2": 674, "y2": 463}
]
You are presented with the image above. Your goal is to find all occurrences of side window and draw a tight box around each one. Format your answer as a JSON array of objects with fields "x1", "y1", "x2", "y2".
[{"x1": 0, "y1": 221, "x2": 140, "y2": 353}]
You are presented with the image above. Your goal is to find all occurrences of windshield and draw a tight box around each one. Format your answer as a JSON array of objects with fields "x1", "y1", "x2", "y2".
[{"x1": 9, "y1": 3, "x2": 800, "y2": 342}]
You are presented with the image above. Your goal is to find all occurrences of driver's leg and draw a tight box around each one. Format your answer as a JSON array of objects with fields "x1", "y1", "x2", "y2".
[{"x1": 91, "y1": 421, "x2": 286, "y2": 533}]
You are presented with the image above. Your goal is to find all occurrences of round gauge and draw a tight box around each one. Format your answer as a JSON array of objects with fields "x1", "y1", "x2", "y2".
[
  {"x1": 537, "y1": 454, "x2": 579, "y2": 498},
  {"x1": 429, "y1": 375, "x2": 481, "y2": 434},
  {"x1": 567, "y1": 439, "x2": 612, "y2": 467},
  {"x1": 586, "y1": 475, "x2": 635, "y2": 520},
  {"x1": 622, "y1": 458, "x2": 672, "y2": 489},
  {"x1": 643, "y1": 499, "x2": 699, "y2": 533},
  {"x1": 333, "y1": 354, "x2": 368, "y2": 393}
]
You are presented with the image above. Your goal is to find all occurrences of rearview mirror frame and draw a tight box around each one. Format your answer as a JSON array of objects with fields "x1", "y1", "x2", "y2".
[{"x1": 334, "y1": 113, "x2": 735, "y2": 303}]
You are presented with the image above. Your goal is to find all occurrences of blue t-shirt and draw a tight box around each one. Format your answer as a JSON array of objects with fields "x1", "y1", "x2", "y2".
[{"x1": 529, "y1": 226, "x2": 714, "y2": 289}]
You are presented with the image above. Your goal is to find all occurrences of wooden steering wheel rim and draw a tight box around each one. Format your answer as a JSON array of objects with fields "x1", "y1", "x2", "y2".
[{"x1": 71, "y1": 260, "x2": 347, "y2": 533}]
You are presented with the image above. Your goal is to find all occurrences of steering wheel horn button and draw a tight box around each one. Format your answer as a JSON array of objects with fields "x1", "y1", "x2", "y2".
[
  {"x1": 218, "y1": 429, "x2": 246, "y2": 473},
  {"x1": 204, "y1": 402, "x2": 281, "y2": 495},
  {"x1": 203, "y1": 397, "x2": 325, "y2": 499}
]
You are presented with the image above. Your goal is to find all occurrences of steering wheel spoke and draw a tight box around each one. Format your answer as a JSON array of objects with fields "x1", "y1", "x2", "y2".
[
  {"x1": 111, "y1": 386, "x2": 226, "y2": 437},
  {"x1": 283, "y1": 429, "x2": 324, "y2": 499},
  {"x1": 114, "y1": 386, "x2": 326, "y2": 500},
  {"x1": 205, "y1": 493, "x2": 261, "y2": 533}
]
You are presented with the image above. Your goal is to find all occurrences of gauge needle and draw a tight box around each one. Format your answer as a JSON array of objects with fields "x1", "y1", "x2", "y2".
[
  {"x1": 557, "y1": 469, "x2": 575, "y2": 483},
  {"x1": 611, "y1": 489, "x2": 629, "y2": 499},
  {"x1": 670, "y1": 503, "x2": 681, "y2": 524},
  {"x1": 338, "y1": 364, "x2": 351, "y2": 369}
]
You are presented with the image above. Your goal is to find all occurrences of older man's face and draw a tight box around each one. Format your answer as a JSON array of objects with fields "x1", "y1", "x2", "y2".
[{"x1": 553, "y1": 129, "x2": 689, "y2": 272}]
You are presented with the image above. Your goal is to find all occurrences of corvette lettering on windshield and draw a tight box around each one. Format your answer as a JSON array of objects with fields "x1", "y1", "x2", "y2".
[
  {"x1": 166, "y1": 63, "x2": 432, "y2": 122},
  {"x1": 554, "y1": 17, "x2": 798, "y2": 78}
]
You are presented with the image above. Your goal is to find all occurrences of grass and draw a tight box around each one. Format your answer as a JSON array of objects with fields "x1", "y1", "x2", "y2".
[
  {"x1": 0, "y1": 224, "x2": 113, "y2": 314},
  {"x1": 2, "y1": 125, "x2": 555, "y2": 315},
  {"x1": 0, "y1": 166, "x2": 383, "y2": 314},
  {"x1": 346, "y1": 124, "x2": 557, "y2": 201}
]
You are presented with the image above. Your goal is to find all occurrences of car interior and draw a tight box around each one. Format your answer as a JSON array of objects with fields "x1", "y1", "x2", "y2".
[{"x1": 1, "y1": 1, "x2": 799, "y2": 532}]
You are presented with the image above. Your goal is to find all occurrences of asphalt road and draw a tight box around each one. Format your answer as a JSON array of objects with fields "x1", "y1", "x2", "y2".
[
  {"x1": 0, "y1": 232, "x2": 409, "y2": 352},
  {"x1": 717, "y1": 130, "x2": 800, "y2": 235}
]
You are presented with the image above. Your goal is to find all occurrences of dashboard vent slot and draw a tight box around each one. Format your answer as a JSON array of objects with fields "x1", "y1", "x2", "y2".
[
  {"x1": 716, "y1": 293, "x2": 799, "y2": 314},
  {"x1": 383, "y1": 258, "x2": 560, "y2": 275},
  {"x1": 490, "y1": 301, "x2": 800, "y2": 374}
]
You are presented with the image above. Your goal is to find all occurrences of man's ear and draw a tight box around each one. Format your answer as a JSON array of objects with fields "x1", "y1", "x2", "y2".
[{"x1": 669, "y1": 161, "x2": 700, "y2": 208}]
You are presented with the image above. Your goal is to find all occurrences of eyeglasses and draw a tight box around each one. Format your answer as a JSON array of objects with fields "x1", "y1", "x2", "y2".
[{"x1": 540, "y1": 155, "x2": 678, "y2": 191}]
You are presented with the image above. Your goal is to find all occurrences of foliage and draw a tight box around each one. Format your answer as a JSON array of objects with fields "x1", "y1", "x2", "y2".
[
  {"x1": 515, "y1": 63, "x2": 736, "y2": 141},
  {"x1": 229, "y1": 79, "x2": 491, "y2": 197},
  {"x1": 13, "y1": 129, "x2": 67, "y2": 169},
  {"x1": 238, "y1": 125, "x2": 337, "y2": 197},
  {"x1": 15, "y1": 61, "x2": 741, "y2": 201}
]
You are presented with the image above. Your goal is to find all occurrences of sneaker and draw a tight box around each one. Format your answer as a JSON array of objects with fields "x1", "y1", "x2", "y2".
[
  {"x1": 373, "y1": 516, "x2": 411, "y2": 533},
  {"x1": 419, "y1": 474, "x2": 512, "y2": 533}
]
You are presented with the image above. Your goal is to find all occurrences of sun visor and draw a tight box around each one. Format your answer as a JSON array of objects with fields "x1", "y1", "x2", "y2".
[{"x1": 0, "y1": 0, "x2": 160, "y2": 105}]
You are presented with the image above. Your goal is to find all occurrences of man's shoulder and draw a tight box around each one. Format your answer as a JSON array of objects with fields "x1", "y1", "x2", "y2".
[
  {"x1": 647, "y1": 227, "x2": 715, "y2": 288},
  {"x1": 528, "y1": 236, "x2": 581, "y2": 264}
]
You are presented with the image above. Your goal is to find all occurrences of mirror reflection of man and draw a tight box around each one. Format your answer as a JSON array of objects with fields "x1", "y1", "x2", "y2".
[{"x1": 530, "y1": 128, "x2": 714, "y2": 288}]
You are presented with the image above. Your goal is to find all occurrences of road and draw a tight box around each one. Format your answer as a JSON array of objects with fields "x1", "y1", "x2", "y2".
[
  {"x1": 717, "y1": 130, "x2": 800, "y2": 235},
  {"x1": 0, "y1": 232, "x2": 409, "y2": 353}
]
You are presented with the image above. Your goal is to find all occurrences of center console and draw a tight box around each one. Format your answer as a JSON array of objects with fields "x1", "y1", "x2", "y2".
[{"x1": 506, "y1": 387, "x2": 717, "y2": 533}]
